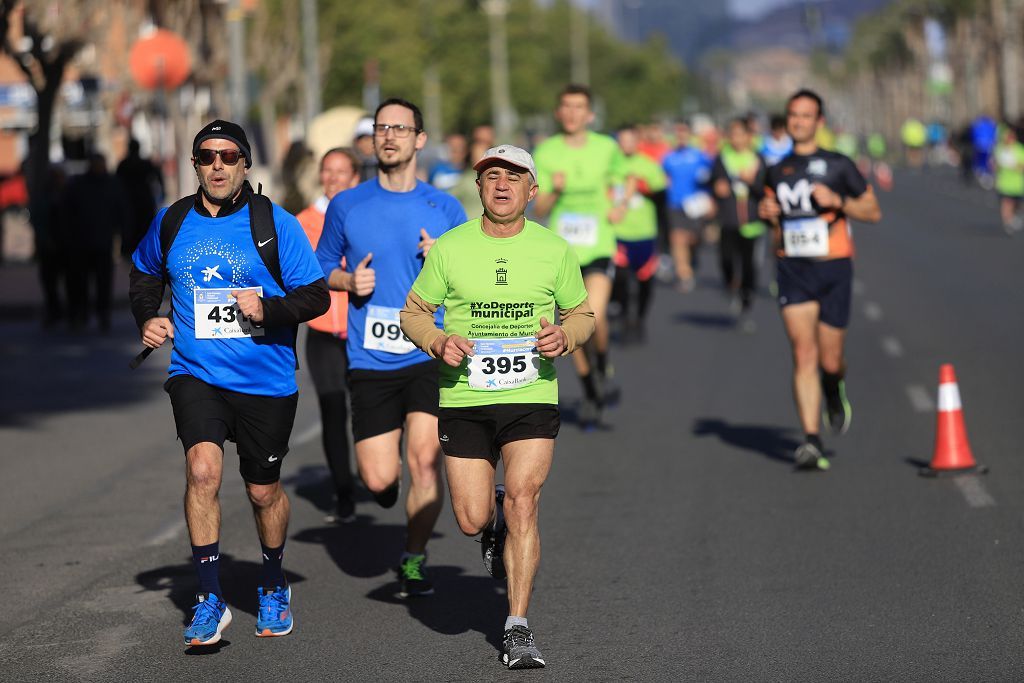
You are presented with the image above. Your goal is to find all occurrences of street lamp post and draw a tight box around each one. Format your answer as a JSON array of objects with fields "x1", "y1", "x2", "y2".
[{"x1": 482, "y1": 0, "x2": 515, "y2": 141}]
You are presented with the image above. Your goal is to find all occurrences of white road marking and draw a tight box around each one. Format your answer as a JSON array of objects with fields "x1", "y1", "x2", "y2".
[
  {"x1": 863, "y1": 301, "x2": 883, "y2": 321},
  {"x1": 906, "y1": 384, "x2": 936, "y2": 413},
  {"x1": 143, "y1": 518, "x2": 187, "y2": 547},
  {"x1": 954, "y1": 476, "x2": 996, "y2": 508},
  {"x1": 292, "y1": 422, "x2": 322, "y2": 447},
  {"x1": 881, "y1": 336, "x2": 904, "y2": 357}
]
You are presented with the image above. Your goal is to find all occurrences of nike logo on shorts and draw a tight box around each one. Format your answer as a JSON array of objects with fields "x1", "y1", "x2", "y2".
[{"x1": 268, "y1": 455, "x2": 278, "y2": 462}]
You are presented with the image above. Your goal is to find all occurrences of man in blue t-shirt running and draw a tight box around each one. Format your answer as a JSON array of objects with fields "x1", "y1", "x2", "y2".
[
  {"x1": 317, "y1": 98, "x2": 467, "y2": 598},
  {"x1": 129, "y1": 120, "x2": 329, "y2": 646}
]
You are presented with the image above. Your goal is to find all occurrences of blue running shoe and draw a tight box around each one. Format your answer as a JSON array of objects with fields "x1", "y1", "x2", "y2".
[
  {"x1": 256, "y1": 585, "x2": 293, "y2": 637},
  {"x1": 184, "y1": 593, "x2": 231, "y2": 646}
]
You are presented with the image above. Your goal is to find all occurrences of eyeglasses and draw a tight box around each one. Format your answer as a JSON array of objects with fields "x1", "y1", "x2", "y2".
[
  {"x1": 196, "y1": 148, "x2": 244, "y2": 166},
  {"x1": 373, "y1": 124, "x2": 420, "y2": 138}
]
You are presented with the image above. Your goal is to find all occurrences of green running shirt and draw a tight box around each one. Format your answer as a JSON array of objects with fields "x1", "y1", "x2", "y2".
[
  {"x1": 533, "y1": 132, "x2": 626, "y2": 266},
  {"x1": 614, "y1": 153, "x2": 667, "y2": 242},
  {"x1": 411, "y1": 218, "x2": 588, "y2": 407}
]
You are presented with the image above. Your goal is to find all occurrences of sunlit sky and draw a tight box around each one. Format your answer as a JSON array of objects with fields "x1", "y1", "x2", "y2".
[{"x1": 727, "y1": 0, "x2": 800, "y2": 20}]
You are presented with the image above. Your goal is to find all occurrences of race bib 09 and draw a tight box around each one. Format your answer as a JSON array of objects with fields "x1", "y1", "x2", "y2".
[
  {"x1": 363, "y1": 305, "x2": 416, "y2": 354},
  {"x1": 467, "y1": 337, "x2": 540, "y2": 391},
  {"x1": 194, "y1": 287, "x2": 265, "y2": 339},
  {"x1": 782, "y1": 217, "x2": 829, "y2": 258}
]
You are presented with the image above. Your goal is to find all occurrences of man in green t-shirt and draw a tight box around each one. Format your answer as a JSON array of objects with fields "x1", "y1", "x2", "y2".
[
  {"x1": 994, "y1": 123, "x2": 1024, "y2": 234},
  {"x1": 533, "y1": 84, "x2": 630, "y2": 428},
  {"x1": 401, "y1": 145, "x2": 594, "y2": 670},
  {"x1": 611, "y1": 123, "x2": 667, "y2": 343}
]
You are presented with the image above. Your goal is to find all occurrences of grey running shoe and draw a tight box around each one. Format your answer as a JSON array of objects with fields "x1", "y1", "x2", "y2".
[
  {"x1": 502, "y1": 625, "x2": 546, "y2": 669},
  {"x1": 794, "y1": 441, "x2": 830, "y2": 471},
  {"x1": 577, "y1": 397, "x2": 602, "y2": 430},
  {"x1": 481, "y1": 485, "x2": 507, "y2": 579}
]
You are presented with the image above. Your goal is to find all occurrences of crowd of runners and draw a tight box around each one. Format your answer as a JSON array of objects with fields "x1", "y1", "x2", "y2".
[{"x1": 128, "y1": 84, "x2": 882, "y2": 668}]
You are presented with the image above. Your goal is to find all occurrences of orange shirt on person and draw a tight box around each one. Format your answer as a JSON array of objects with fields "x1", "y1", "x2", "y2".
[{"x1": 297, "y1": 197, "x2": 348, "y2": 337}]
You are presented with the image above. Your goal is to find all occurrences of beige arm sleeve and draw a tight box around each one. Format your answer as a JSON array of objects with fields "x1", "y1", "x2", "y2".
[
  {"x1": 400, "y1": 291, "x2": 446, "y2": 358},
  {"x1": 557, "y1": 299, "x2": 595, "y2": 355}
]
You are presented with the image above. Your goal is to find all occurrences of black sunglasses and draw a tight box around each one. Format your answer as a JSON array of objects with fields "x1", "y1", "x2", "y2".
[{"x1": 196, "y1": 148, "x2": 244, "y2": 166}]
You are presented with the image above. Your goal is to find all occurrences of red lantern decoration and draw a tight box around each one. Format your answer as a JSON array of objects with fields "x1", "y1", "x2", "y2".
[{"x1": 129, "y1": 29, "x2": 191, "y2": 91}]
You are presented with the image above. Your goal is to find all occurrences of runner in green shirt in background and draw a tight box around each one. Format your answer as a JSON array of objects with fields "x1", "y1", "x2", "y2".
[
  {"x1": 533, "y1": 84, "x2": 631, "y2": 429},
  {"x1": 994, "y1": 123, "x2": 1024, "y2": 235},
  {"x1": 611, "y1": 123, "x2": 667, "y2": 343}
]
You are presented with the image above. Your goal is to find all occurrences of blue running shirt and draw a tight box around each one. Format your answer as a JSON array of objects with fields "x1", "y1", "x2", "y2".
[
  {"x1": 662, "y1": 146, "x2": 713, "y2": 209},
  {"x1": 316, "y1": 179, "x2": 466, "y2": 371},
  {"x1": 133, "y1": 202, "x2": 325, "y2": 397}
]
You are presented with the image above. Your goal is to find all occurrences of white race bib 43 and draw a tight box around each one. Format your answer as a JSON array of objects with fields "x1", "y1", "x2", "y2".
[{"x1": 194, "y1": 287, "x2": 265, "y2": 339}]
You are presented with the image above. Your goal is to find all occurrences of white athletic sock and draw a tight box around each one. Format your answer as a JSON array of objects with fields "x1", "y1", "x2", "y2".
[{"x1": 505, "y1": 616, "x2": 528, "y2": 631}]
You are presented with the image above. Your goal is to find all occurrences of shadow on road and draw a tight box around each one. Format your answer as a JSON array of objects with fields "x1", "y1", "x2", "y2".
[
  {"x1": 365, "y1": 565, "x2": 507, "y2": 652},
  {"x1": 0, "y1": 319, "x2": 159, "y2": 427},
  {"x1": 291, "y1": 518, "x2": 438, "y2": 579},
  {"x1": 692, "y1": 418, "x2": 800, "y2": 465},
  {"x1": 135, "y1": 554, "x2": 308, "y2": 623},
  {"x1": 284, "y1": 464, "x2": 371, "y2": 514},
  {"x1": 673, "y1": 312, "x2": 736, "y2": 329}
]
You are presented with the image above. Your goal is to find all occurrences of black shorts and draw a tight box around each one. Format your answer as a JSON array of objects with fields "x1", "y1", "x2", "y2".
[
  {"x1": 668, "y1": 209, "x2": 704, "y2": 233},
  {"x1": 164, "y1": 374, "x2": 297, "y2": 484},
  {"x1": 580, "y1": 257, "x2": 615, "y2": 279},
  {"x1": 305, "y1": 328, "x2": 348, "y2": 396},
  {"x1": 438, "y1": 403, "x2": 560, "y2": 462},
  {"x1": 776, "y1": 257, "x2": 853, "y2": 329},
  {"x1": 349, "y1": 360, "x2": 440, "y2": 442}
]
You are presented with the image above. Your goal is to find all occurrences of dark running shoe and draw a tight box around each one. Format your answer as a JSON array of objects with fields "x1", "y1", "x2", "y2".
[
  {"x1": 397, "y1": 554, "x2": 434, "y2": 598},
  {"x1": 577, "y1": 396, "x2": 602, "y2": 431},
  {"x1": 501, "y1": 625, "x2": 546, "y2": 669},
  {"x1": 794, "y1": 441, "x2": 830, "y2": 471},
  {"x1": 822, "y1": 378, "x2": 852, "y2": 435},
  {"x1": 481, "y1": 484, "x2": 507, "y2": 579}
]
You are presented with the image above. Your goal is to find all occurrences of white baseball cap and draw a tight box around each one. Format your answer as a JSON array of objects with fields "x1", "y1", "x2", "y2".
[
  {"x1": 354, "y1": 116, "x2": 375, "y2": 139},
  {"x1": 473, "y1": 145, "x2": 536, "y2": 179}
]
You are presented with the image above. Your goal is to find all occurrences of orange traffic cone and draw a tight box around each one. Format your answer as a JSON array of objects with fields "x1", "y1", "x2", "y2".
[{"x1": 919, "y1": 364, "x2": 987, "y2": 477}]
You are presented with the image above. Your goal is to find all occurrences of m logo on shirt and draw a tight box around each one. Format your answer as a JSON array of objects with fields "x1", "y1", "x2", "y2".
[{"x1": 776, "y1": 179, "x2": 813, "y2": 214}]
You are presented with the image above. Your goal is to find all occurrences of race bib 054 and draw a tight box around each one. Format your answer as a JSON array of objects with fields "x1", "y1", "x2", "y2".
[{"x1": 782, "y1": 217, "x2": 829, "y2": 258}]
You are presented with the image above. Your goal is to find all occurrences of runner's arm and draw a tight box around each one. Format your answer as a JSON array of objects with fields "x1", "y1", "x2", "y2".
[
  {"x1": 400, "y1": 291, "x2": 446, "y2": 357},
  {"x1": 557, "y1": 299, "x2": 595, "y2": 355},
  {"x1": 259, "y1": 278, "x2": 330, "y2": 327},
  {"x1": 533, "y1": 189, "x2": 559, "y2": 218},
  {"x1": 128, "y1": 265, "x2": 165, "y2": 330},
  {"x1": 840, "y1": 185, "x2": 882, "y2": 223}
]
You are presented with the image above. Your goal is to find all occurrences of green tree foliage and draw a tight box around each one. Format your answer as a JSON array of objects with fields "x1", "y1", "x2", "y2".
[{"x1": 317, "y1": 0, "x2": 689, "y2": 135}]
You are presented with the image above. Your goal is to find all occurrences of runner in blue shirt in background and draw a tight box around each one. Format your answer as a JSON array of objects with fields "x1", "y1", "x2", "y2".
[{"x1": 317, "y1": 98, "x2": 466, "y2": 598}]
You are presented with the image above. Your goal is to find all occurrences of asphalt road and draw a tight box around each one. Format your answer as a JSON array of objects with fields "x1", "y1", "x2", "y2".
[{"x1": 2, "y1": 169, "x2": 1022, "y2": 681}]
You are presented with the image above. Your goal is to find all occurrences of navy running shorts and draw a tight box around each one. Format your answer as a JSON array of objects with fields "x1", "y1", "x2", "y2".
[{"x1": 776, "y1": 257, "x2": 853, "y2": 329}]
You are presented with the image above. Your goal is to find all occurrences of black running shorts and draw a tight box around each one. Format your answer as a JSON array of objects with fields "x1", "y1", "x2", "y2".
[
  {"x1": 438, "y1": 403, "x2": 560, "y2": 462},
  {"x1": 164, "y1": 373, "x2": 297, "y2": 484},
  {"x1": 348, "y1": 360, "x2": 440, "y2": 442},
  {"x1": 776, "y1": 257, "x2": 853, "y2": 329},
  {"x1": 580, "y1": 257, "x2": 615, "y2": 279}
]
